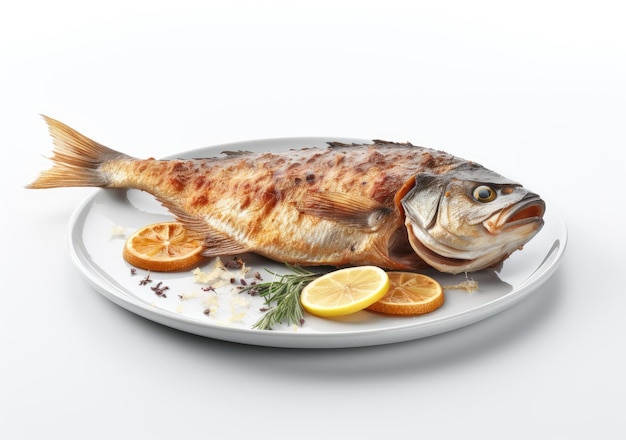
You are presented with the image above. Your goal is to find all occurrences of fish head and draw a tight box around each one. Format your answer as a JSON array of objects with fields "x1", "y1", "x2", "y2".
[{"x1": 400, "y1": 163, "x2": 545, "y2": 273}]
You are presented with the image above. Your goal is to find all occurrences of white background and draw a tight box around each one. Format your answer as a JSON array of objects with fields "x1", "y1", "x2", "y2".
[{"x1": 2, "y1": 1, "x2": 624, "y2": 438}]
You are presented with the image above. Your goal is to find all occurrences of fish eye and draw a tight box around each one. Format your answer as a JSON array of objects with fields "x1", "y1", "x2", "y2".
[{"x1": 473, "y1": 185, "x2": 497, "y2": 203}]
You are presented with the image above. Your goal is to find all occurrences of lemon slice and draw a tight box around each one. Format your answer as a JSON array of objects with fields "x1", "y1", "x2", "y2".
[
  {"x1": 300, "y1": 266, "x2": 390, "y2": 318},
  {"x1": 367, "y1": 272, "x2": 444, "y2": 315},
  {"x1": 122, "y1": 222, "x2": 205, "y2": 272}
]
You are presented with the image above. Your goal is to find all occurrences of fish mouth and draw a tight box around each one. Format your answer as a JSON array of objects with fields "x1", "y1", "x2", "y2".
[{"x1": 487, "y1": 195, "x2": 546, "y2": 233}]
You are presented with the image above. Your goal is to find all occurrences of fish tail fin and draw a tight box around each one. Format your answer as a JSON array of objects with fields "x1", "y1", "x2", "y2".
[{"x1": 26, "y1": 115, "x2": 132, "y2": 189}]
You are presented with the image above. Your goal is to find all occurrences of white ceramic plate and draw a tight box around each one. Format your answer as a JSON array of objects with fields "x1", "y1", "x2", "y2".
[{"x1": 68, "y1": 137, "x2": 567, "y2": 348}]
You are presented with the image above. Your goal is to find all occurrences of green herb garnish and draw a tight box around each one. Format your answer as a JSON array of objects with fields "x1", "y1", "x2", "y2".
[{"x1": 242, "y1": 264, "x2": 320, "y2": 330}]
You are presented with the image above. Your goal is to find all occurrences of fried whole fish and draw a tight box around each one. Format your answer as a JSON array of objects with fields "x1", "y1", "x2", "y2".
[{"x1": 27, "y1": 116, "x2": 545, "y2": 274}]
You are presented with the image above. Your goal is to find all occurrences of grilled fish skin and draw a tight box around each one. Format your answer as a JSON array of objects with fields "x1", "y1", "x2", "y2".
[{"x1": 27, "y1": 116, "x2": 545, "y2": 274}]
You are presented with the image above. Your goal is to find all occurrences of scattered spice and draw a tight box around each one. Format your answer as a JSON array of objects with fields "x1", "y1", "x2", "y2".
[
  {"x1": 225, "y1": 257, "x2": 245, "y2": 269},
  {"x1": 139, "y1": 272, "x2": 152, "y2": 286},
  {"x1": 151, "y1": 281, "x2": 169, "y2": 297}
]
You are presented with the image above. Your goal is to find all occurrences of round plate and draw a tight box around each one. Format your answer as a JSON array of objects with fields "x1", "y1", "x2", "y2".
[{"x1": 68, "y1": 137, "x2": 567, "y2": 348}]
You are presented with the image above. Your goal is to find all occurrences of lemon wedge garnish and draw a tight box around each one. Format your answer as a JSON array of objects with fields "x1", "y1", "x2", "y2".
[{"x1": 300, "y1": 266, "x2": 390, "y2": 318}]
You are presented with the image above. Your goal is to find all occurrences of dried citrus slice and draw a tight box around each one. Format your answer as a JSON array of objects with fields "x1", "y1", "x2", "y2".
[
  {"x1": 300, "y1": 266, "x2": 390, "y2": 318},
  {"x1": 122, "y1": 222, "x2": 205, "y2": 272},
  {"x1": 367, "y1": 272, "x2": 444, "y2": 315}
]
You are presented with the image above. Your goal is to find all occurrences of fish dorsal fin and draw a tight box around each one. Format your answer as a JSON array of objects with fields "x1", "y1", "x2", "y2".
[
  {"x1": 160, "y1": 200, "x2": 250, "y2": 257},
  {"x1": 297, "y1": 192, "x2": 391, "y2": 230},
  {"x1": 220, "y1": 150, "x2": 254, "y2": 156}
]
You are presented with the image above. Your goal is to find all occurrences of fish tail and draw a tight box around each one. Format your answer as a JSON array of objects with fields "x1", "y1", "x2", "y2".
[{"x1": 26, "y1": 115, "x2": 132, "y2": 189}]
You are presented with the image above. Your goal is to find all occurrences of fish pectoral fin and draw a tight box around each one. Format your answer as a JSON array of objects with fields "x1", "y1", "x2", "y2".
[
  {"x1": 161, "y1": 202, "x2": 250, "y2": 257},
  {"x1": 183, "y1": 221, "x2": 250, "y2": 257},
  {"x1": 401, "y1": 173, "x2": 445, "y2": 229},
  {"x1": 200, "y1": 229, "x2": 250, "y2": 257},
  {"x1": 297, "y1": 192, "x2": 391, "y2": 230}
]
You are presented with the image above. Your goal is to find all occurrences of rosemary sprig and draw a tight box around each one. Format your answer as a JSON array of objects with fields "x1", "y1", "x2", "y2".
[{"x1": 241, "y1": 263, "x2": 321, "y2": 330}]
